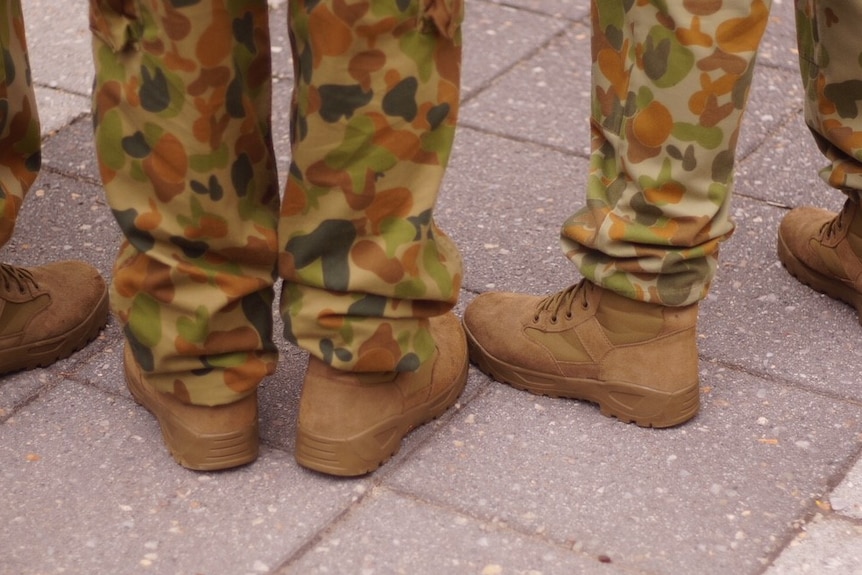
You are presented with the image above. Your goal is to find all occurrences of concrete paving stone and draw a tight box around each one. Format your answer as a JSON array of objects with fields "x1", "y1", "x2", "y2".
[
  {"x1": 281, "y1": 486, "x2": 623, "y2": 574},
  {"x1": 40, "y1": 118, "x2": 102, "y2": 183},
  {"x1": 483, "y1": 0, "x2": 588, "y2": 21},
  {"x1": 738, "y1": 65, "x2": 805, "y2": 159},
  {"x1": 440, "y1": 126, "x2": 587, "y2": 296},
  {"x1": 460, "y1": 25, "x2": 591, "y2": 154},
  {"x1": 56, "y1": 324, "x2": 132, "y2": 401},
  {"x1": 34, "y1": 88, "x2": 90, "y2": 138},
  {"x1": 764, "y1": 515, "x2": 862, "y2": 575},
  {"x1": 699, "y1": 195, "x2": 862, "y2": 402},
  {"x1": 736, "y1": 111, "x2": 842, "y2": 211},
  {"x1": 386, "y1": 364, "x2": 862, "y2": 575},
  {"x1": 253, "y1": 341, "x2": 306, "y2": 450},
  {"x1": 758, "y1": 0, "x2": 803, "y2": 73},
  {"x1": 828, "y1": 454, "x2": 862, "y2": 521},
  {"x1": 273, "y1": 80, "x2": 295, "y2": 184},
  {"x1": 461, "y1": 1, "x2": 571, "y2": 99},
  {"x1": 0, "y1": 381, "x2": 366, "y2": 575},
  {"x1": 23, "y1": 0, "x2": 92, "y2": 97},
  {"x1": 738, "y1": 124, "x2": 845, "y2": 268},
  {"x1": 0, "y1": 369, "x2": 55, "y2": 422},
  {"x1": 1, "y1": 170, "x2": 118, "y2": 278},
  {"x1": 264, "y1": 0, "x2": 297, "y2": 169},
  {"x1": 28, "y1": 325, "x2": 115, "y2": 385},
  {"x1": 268, "y1": 2, "x2": 293, "y2": 81}
]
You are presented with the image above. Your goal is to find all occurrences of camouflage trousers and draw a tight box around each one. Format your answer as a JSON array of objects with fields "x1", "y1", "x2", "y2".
[
  {"x1": 90, "y1": 0, "x2": 463, "y2": 406},
  {"x1": 565, "y1": 0, "x2": 862, "y2": 306},
  {"x1": 0, "y1": 0, "x2": 42, "y2": 249}
]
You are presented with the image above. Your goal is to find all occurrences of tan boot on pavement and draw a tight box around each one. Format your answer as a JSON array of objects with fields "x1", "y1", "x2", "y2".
[
  {"x1": 0, "y1": 261, "x2": 108, "y2": 374},
  {"x1": 463, "y1": 280, "x2": 700, "y2": 428},
  {"x1": 124, "y1": 345, "x2": 259, "y2": 471},
  {"x1": 295, "y1": 312, "x2": 468, "y2": 477},
  {"x1": 778, "y1": 198, "x2": 862, "y2": 320}
]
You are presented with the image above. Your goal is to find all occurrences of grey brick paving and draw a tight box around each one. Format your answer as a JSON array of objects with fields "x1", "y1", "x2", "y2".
[{"x1": 2, "y1": 1, "x2": 862, "y2": 574}]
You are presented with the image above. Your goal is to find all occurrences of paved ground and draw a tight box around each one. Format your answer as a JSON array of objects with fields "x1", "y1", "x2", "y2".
[{"x1": 3, "y1": 1, "x2": 862, "y2": 574}]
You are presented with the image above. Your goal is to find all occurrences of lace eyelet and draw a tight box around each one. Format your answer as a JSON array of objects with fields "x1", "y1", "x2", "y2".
[
  {"x1": 565, "y1": 312, "x2": 573, "y2": 320},
  {"x1": 550, "y1": 315, "x2": 558, "y2": 324}
]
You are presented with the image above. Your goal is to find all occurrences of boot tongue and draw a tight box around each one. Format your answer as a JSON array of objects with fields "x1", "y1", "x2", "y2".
[{"x1": 595, "y1": 291, "x2": 665, "y2": 345}]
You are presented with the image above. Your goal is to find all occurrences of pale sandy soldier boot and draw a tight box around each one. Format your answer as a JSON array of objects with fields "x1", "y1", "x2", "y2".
[
  {"x1": 463, "y1": 280, "x2": 700, "y2": 428},
  {"x1": 123, "y1": 345, "x2": 260, "y2": 471},
  {"x1": 295, "y1": 312, "x2": 468, "y2": 476},
  {"x1": 0, "y1": 261, "x2": 108, "y2": 374},
  {"x1": 778, "y1": 198, "x2": 862, "y2": 320}
]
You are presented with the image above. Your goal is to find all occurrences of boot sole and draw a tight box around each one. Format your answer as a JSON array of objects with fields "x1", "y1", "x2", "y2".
[
  {"x1": 777, "y1": 231, "x2": 862, "y2": 322},
  {"x1": 0, "y1": 288, "x2": 110, "y2": 374},
  {"x1": 124, "y1": 349, "x2": 259, "y2": 471},
  {"x1": 464, "y1": 322, "x2": 698, "y2": 428},
  {"x1": 295, "y1": 360, "x2": 468, "y2": 477}
]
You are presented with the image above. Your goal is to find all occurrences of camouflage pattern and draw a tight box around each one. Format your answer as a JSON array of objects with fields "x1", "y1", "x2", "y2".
[
  {"x1": 0, "y1": 0, "x2": 41, "y2": 248},
  {"x1": 796, "y1": 1, "x2": 862, "y2": 195},
  {"x1": 90, "y1": 0, "x2": 462, "y2": 406},
  {"x1": 279, "y1": 0, "x2": 463, "y2": 374},
  {"x1": 565, "y1": 0, "x2": 862, "y2": 307},
  {"x1": 561, "y1": 0, "x2": 773, "y2": 307}
]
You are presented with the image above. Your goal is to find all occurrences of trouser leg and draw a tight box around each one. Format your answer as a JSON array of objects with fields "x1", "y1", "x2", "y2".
[
  {"x1": 796, "y1": 0, "x2": 862, "y2": 196},
  {"x1": 90, "y1": 0, "x2": 280, "y2": 405},
  {"x1": 0, "y1": 0, "x2": 40, "y2": 248},
  {"x1": 563, "y1": 0, "x2": 771, "y2": 306},
  {"x1": 280, "y1": 0, "x2": 464, "y2": 372}
]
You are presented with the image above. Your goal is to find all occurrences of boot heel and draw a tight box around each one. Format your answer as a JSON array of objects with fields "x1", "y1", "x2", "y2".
[
  {"x1": 598, "y1": 381, "x2": 700, "y2": 428},
  {"x1": 124, "y1": 345, "x2": 259, "y2": 471}
]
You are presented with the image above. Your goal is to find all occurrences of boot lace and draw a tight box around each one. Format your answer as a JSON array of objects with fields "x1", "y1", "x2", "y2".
[
  {"x1": 822, "y1": 213, "x2": 845, "y2": 240},
  {"x1": 0, "y1": 263, "x2": 37, "y2": 295},
  {"x1": 821, "y1": 200, "x2": 855, "y2": 240},
  {"x1": 533, "y1": 279, "x2": 591, "y2": 324}
]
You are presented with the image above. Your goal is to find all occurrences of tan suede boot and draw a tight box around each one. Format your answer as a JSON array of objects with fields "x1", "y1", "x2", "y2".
[
  {"x1": 295, "y1": 312, "x2": 468, "y2": 477},
  {"x1": 463, "y1": 280, "x2": 700, "y2": 428},
  {"x1": 778, "y1": 198, "x2": 862, "y2": 320},
  {"x1": 0, "y1": 261, "x2": 108, "y2": 374},
  {"x1": 124, "y1": 345, "x2": 259, "y2": 471}
]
